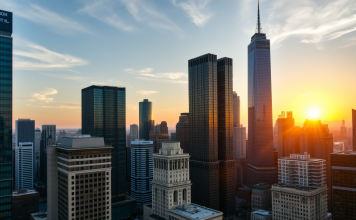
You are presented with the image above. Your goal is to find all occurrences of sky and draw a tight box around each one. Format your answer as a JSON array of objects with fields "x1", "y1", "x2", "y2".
[{"x1": 2, "y1": 0, "x2": 356, "y2": 130}]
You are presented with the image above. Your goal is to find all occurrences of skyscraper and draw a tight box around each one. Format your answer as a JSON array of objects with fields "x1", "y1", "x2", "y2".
[
  {"x1": 188, "y1": 53, "x2": 235, "y2": 216},
  {"x1": 130, "y1": 124, "x2": 139, "y2": 139},
  {"x1": 0, "y1": 10, "x2": 13, "y2": 219},
  {"x1": 233, "y1": 92, "x2": 240, "y2": 127},
  {"x1": 82, "y1": 85, "x2": 126, "y2": 203},
  {"x1": 39, "y1": 125, "x2": 56, "y2": 185},
  {"x1": 34, "y1": 128, "x2": 41, "y2": 180},
  {"x1": 159, "y1": 121, "x2": 168, "y2": 134},
  {"x1": 139, "y1": 99, "x2": 153, "y2": 140},
  {"x1": 274, "y1": 111, "x2": 295, "y2": 157},
  {"x1": 176, "y1": 113, "x2": 189, "y2": 153},
  {"x1": 353, "y1": 109, "x2": 356, "y2": 151},
  {"x1": 15, "y1": 142, "x2": 33, "y2": 190},
  {"x1": 247, "y1": 2, "x2": 277, "y2": 188},
  {"x1": 340, "y1": 119, "x2": 347, "y2": 138}
]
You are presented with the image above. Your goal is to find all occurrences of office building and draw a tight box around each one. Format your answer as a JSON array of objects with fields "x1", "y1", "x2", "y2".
[
  {"x1": 233, "y1": 92, "x2": 240, "y2": 127},
  {"x1": 47, "y1": 136, "x2": 112, "y2": 220},
  {"x1": 340, "y1": 120, "x2": 347, "y2": 139},
  {"x1": 139, "y1": 99, "x2": 153, "y2": 140},
  {"x1": 331, "y1": 151, "x2": 356, "y2": 220},
  {"x1": 247, "y1": 3, "x2": 277, "y2": 188},
  {"x1": 278, "y1": 153, "x2": 326, "y2": 187},
  {"x1": 159, "y1": 121, "x2": 168, "y2": 134},
  {"x1": 333, "y1": 142, "x2": 345, "y2": 153},
  {"x1": 130, "y1": 140, "x2": 153, "y2": 209},
  {"x1": 12, "y1": 189, "x2": 40, "y2": 220},
  {"x1": 111, "y1": 197, "x2": 137, "y2": 220},
  {"x1": 273, "y1": 111, "x2": 295, "y2": 157},
  {"x1": 170, "y1": 133, "x2": 176, "y2": 141},
  {"x1": 39, "y1": 125, "x2": 56, "y2": 185},
  {"x1": 144, "y1": 142, "x2": 223, "y2": 220},
  {"x1": 176, "y1": 113, "x2": 189, "y2": 153},
  {"x1": 35, "y1": 128, "x2": 41, "y2": 180},
  {"x1": 271, "y1": 184, "x2": 328, "y2": 220},
  {"x1": 353, "y1": 109, "x2": 356, "y2": 151},
  {"x1": 233, "y1": 127, "x2": 246, "y2": 159},
  {"x1": 130, "y1": 124, "x2": 139, "y2": 140},
  {"x1": 149, "y1": 133, "x2": 170, "y2": 153},
  {"x1": 251, "y1": 183, "x2": 271, "y2": 211},
  {"x1": 82, "y1": 85, "x2": 126, "y2": 204},
  {"x1": 15, "y1": 142, "x2": 33, "y2": 190},
  {"x1": 251, "y1": 210, "x2": 272, "y2": 220},
  {"x1": 0, "y1": 10, "x2": 13, "y2": 219}
]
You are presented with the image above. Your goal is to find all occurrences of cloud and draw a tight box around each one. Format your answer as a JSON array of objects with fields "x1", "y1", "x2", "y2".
[
  {"x1": 127, "y1": 104, "x2": 138, "y2": 112},
  {"x1": 27, "y1": 103, "x2": 80, "y2": 109},
  {"x1": 136, "y1": 90, "x2": 158, "y2": 95},
  {"x1": 41, "y1": 73, "x2": 86, "y2": 81},
  {"x1": 125, "y1": 68, "x2": 188, "y2": 83},
  {"x1": 90, "y1": 81, "x2": 105, "y2": 85},
  {"x1": 171, "y1": 0, "x2": 213, "y2": 27},
  {"x1": 0, "y1": 1, "x2": 88, "y2": 34},
  {"x1": 14, "y1": 39, "x2": 88, "y2": 70},
  {"x1": 261, "y1": 0, "x2": 356, "y2": 46},
  {"x1": 28, "y1": 88, "x2": 58, "y2": 103}
]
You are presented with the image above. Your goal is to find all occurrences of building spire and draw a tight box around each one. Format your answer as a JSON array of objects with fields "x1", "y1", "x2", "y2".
[{"x1": 256, "y1": 0, "x2": 263, "y2": 33}]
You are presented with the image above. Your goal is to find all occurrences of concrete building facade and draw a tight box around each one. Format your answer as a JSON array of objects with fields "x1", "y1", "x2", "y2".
[
  {"x1": 251, "y1": 183, "x2": 271, "y2": 211},
  {"x1": 15, "y1": 142, "x2": 34, "y2": 190}
]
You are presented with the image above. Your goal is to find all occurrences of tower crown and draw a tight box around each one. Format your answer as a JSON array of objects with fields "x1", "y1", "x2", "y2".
[{"x1": 255, "y1": 0, "x2": 263, "y2": 33}]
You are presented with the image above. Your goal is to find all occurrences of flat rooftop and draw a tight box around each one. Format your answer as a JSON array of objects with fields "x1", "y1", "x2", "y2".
[
  {"x1": 252, "y1": 209, "x2": 271, "y2": 216},
  {"x1": 169, "y1": 204, "x2": 222, "y2": 219},
  {"x1": 272, "y1": 183, "x2": 321, "y2": 192},
  {"x1": 31, "y1": 212, "x2": 47, "y2": 220},
  {"x1": 332, "y1": 151, "x2": 356, "y2": 155},
  {"x1": 12, "y1": 189, "x2": 39, "y2": 197},
  {"x1": 57, "y1": 135, "x2": 111, "y2": 149}
]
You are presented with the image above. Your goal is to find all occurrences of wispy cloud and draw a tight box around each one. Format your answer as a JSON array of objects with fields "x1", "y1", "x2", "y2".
[
  {"x1": 28, "y1": 88, "x2": 58, "y2": 103},
  {"x1": 136, "y1": 90, "x2": 158, "y2": 95},
  {"x1": 127, "y1": 104, "x2": 138, "y2": 112},
  {"x1": 14, "y1": 39, "x2": 88, "y2": 70},
  {"x1": 125, "y1": 68, "x2": 188, "y2": 83},
  {"x1": 27, "y1": 103, "x2": 80, "y2": 110},
  {"x1": 171, "y1": 0, "x2": 213, "y2": 27},
  {"x1": 90, "y1": 81, "x2": 105, "y2": 85},
  {"x1": 0, "y1": 1, "x2": 88, "y2": 34},
  {"x1": 261, "y1": 0, "x2": 356, "y2": 46},
  {"x1": 41, "y1": 73, "x2": 86, "y2": 81}
]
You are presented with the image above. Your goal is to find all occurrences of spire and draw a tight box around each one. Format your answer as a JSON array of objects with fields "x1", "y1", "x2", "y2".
[{"x1": 256, "y1": 0, "x2": 263, "y2": 33}]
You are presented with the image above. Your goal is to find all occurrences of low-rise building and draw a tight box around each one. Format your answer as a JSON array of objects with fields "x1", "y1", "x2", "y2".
[
  {"x1": 251, "y1": 183, "x2": 271, "y2": 211},
  {"x1": 12, "y1": 189, "x2": 40, "y2": 220},
  {"x1": 271, "y1": 184, "x2": 327, "y2": 220},
  {"x1": 250, "y1": 210, "x2": 272, "y2": 220}
]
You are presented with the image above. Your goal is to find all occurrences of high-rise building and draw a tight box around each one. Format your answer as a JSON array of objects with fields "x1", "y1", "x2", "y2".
[
  {"x1": 154, "y1": 124, "x2": 160, "y2": 134},
  {"x1": 130, "y1": 140, "x2": 153, "y2": 209},
  {"x1": 353, "y1": 109, "x2": 356, "y2": 151},
  {"x1": 160, "y1": 121, "x2": 168, "y2": 134},
  {"x1": 39, "y1": 125, "x2": 56, "y2": 185},
  {"x1": 233, "y1": 92, "x2": 240, "y2": 127},
  {"x1": 278, "y1": 153, "x2": 326, "y2": 187},
  {"x1": 82, "y1": 85, "x2": 126, "y2": 204},
  {"x1": 0, "y1": 10, "x2": 13, "y2": 219},
  {"x1": 176, "y1": 113, "x2": 189, "y2": 153},
  {"x1": 271, "y1": 184, "x2": 328, "y2": 220},
  {"x1": 35, "y1": 128, "x2": 41, "y2": 180},
  {"x1": 139, "y1": 99, "x2": 153, "y2": 140},
  {"x1": 188, "y1": 53, "x2": 235, "y2": 216},
  {"x1": 12, "y1": 189, "x2": 39, "y2": 220},
  {"x1": 130, "y1": 124, "x2": 139, "y2": 139},
  {"x1": 340, "y1": 120, "x2": 347, "y2": 139},
  {"x1": 47, "y1": 136, "x2": 112, "y2": 220},
  {"x1": 149, "y1": 133, "x2": 170, "y2": 153},
  {"x1": 251, "y1": 183, "x2": 271, "y2": 211},
  {"x1": 247, "y1": 3, "x2": 277, "y2": 188},
  {"x1": 143, "y1": 142, "x2": 223, "y2": 220},
  {"x1": 331, "y1": 151, "x2": 356, "y2": 220},
  {"x1": 273, "y1": 111, "x2": 295, "y2": 157},
  {"x1": 15, "y1": 142, "x2": 33, "y2": 190}
]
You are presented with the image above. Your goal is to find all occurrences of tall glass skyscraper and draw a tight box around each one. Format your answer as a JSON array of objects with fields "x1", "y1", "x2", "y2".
[
  {"x1": 247, "y1": 3, "x2": 277, "y2": 188},
  {"x1": 82, "y1": 85, "x2": 126, "y2": 202},
  {"x1": 139, "y1": 99, "x2": 153, "y2": 140},
  {"x1": 0, "y1": 10, "x2": 13, "y2": 220}
]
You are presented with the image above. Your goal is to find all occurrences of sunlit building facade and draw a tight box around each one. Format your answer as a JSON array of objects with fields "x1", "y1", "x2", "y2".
[{"x1": 353, "y1": 109, "x2": 356, "y2": 151}]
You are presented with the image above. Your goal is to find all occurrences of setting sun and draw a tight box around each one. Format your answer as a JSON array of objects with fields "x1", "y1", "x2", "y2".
[{"x1": 308, "y1": 108, "x2": 320, "y2": 119}]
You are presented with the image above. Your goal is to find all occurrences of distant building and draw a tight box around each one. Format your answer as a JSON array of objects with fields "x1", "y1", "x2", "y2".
[
  {"x1": 333, "y1": 142, "x2": 345, "y2": 153},
  {"x1": 176, "y1": 113, "x2": 189, "y2": 153},
  {"x1": 12, "y1": 189, "x2": 40, "y2": 220},
  {"x1": 353, "y1": 109, "x2": 356, "y2": 151},
  {"x1": 47, "y1": 136, "x2": 112, "y2": 220},
  {"x1": 15, "y1": 142, "x2": 34, "y2": 190},
  {"x1": 233, "y1": 92, "x2": 240, "y2": 127},
  {"x1": 340, "y1": 119, "x2": 347, "y2": 139},
  {"x1": 271, "y1": 184, "x2": 328, "y2": 220},
  {"x1": 251, "y1": 183, "x2": 271, "y2": 211},
  {"x1": 139, "y1": 99, "x2": 153, "y2": 140},
  {"x1": 273, "y1": 111, "x2": 295, "y2": 157},
  {"x1": 35, "y1": 128, "x2": 41, "y2": 180},
  {"x1": 170, "y1": 133, "x2": 176, "y2": 141},
  {"x1": 154, "y1": 124, "x2": 160, "y2": 134},
  {"x1": 160, "y1": 121, "x2": 168, "y2": 134},
  {"x1": 278, "y1": 153, "x2": 326, "y2": 187},
  {"x1": 40, "y1": 125, "x2": 56, "y2": 185},
  {"x1": 331, "y1": 151, "x2": 356, "y2": 220},
  {"x1": 144, "y1": 142, "x2": 223, "y2": 220},
  {"x1": 130, "y1": 140, "x2": 153, "y2": 210},
  {"x1": 149, "y1": 134, "x2": 170, "y2": 153},
  {"x1": 130, "y1": 124, "x2": 139, "y2": 139},
  {"x1": 251, "y1": 210, "x2": 272, "y2": 220},
  {"x1": 233, "y1": 126, "x2": 247, "y2": 188},
  {"x1": 126, "y1": 135, "x2": 136, "y2": 146}
]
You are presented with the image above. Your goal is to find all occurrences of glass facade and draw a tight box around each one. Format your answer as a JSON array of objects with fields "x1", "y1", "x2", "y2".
[
  {"x1": 82, "y1": 86, "x2": 126, "y2": 202},
  {"x1": 139, "y1": 99, "x2": 152, "y2": 141},
  {"x1": 0, "y1": 10, "x2": 12, "y2": 220}
]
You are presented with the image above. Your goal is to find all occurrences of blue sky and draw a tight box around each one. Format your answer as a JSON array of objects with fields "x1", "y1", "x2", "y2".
[{"x1": 2, "y1": 0, "x2": 356, "y2": 129}]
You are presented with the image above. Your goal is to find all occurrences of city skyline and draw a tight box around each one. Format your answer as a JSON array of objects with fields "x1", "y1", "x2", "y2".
[{"x1": 4, "y1": 0, "x2": 355, "y2": 129}]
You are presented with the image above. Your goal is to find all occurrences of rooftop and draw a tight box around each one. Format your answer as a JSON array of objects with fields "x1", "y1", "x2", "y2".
[
  {"x1": 251, "y1": 209, "x2": 271, "y2": 216},
  {"x1": 169, "y1": 204, "x2": 222, "y2": 219},
  {"x1": 131, "y1": 140, "x2": 153, "y2": 145},
  {"x1": 31, "y1": 212, "x2": 47, "y2": 220},
  {"x1": 57, "y1": 135, "x2": 110, "y2": 149},
  {"x1": 12, "y1": 189, "x2": 39, "y2": 197},
  {"x1": 332, "y1": 151, "x2": 356, "y2": 155},
  {"x1": 253, "y1": 183, "x2": 270, "y2": 190},
  {"x1": 272, "y1": 183, "x2": 322, "y2": 192}
]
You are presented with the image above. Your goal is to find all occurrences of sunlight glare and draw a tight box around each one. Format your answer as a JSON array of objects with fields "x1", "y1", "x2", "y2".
[{"x1": 308, "y1": 108, "x2": 320, "y2": 119}]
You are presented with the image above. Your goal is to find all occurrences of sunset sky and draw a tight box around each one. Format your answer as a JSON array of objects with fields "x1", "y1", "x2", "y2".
[{"x1": 3, "y1": 0, "x2": 356, "y2": 130}]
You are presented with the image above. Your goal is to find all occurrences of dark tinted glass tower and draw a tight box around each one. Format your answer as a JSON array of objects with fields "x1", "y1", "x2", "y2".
[
  {"x1": 189, "y1": 53, "x2": 219, "y2": 211},
  {"x1": 0, "y1": 10, "x2": 12, "y2": 220},
  {"x1": 176, "y1": 113, "x2": 189, "y2": 153},
  {"x1": 39, "y1": 125, "x2": 56, "y2": 185},
  {"x1": 82, "y1": 85, "x2": 126, "y2": 202},
  {"x1": 247, "y1": 3, "x2": 277, "y2": 188},
  {"x1": 217, "y1": 57, "x2": 235, "y2": 216},
  {"x1": 139, "y1": 99, "x2": 152, "y2": 140}
]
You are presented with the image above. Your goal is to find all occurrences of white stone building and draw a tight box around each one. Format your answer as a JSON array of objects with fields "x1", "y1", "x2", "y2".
[
  {"x1": 271, "y1": 184, "x2": 328, "y2": 220},
  {"x1": 144, "y1": 142, "x2": 223, "y2": 220},
  {"x1": 15, "y1": 142, "x2": 33, "y2": 190}
]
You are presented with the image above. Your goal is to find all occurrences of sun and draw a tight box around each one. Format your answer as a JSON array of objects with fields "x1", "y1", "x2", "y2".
[{"x1": 308, "y1": 108, "x2": 320, "y2": 119}]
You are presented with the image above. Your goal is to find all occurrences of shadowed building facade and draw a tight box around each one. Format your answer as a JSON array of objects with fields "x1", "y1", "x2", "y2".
[
  {"x1": 139, "y1": 99, "x2": 153, "y2": 140},
  {"x1": 82, "y1": 85, "x2": 126, "y2": 203},
  {"x1": 176, "y1": 113, "x2": 189, "y2": 153},
  {"x1": 188, "y1": 54, "x2": 235, "y2": 217},
  {"x1": 247, "y1": 3, "x2": 277, "y2": 188}
]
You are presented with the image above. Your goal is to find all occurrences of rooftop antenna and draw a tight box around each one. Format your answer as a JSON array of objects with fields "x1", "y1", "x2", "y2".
[{"x1": 256, "y1": 0, "x2": 263, "y2": 33}]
